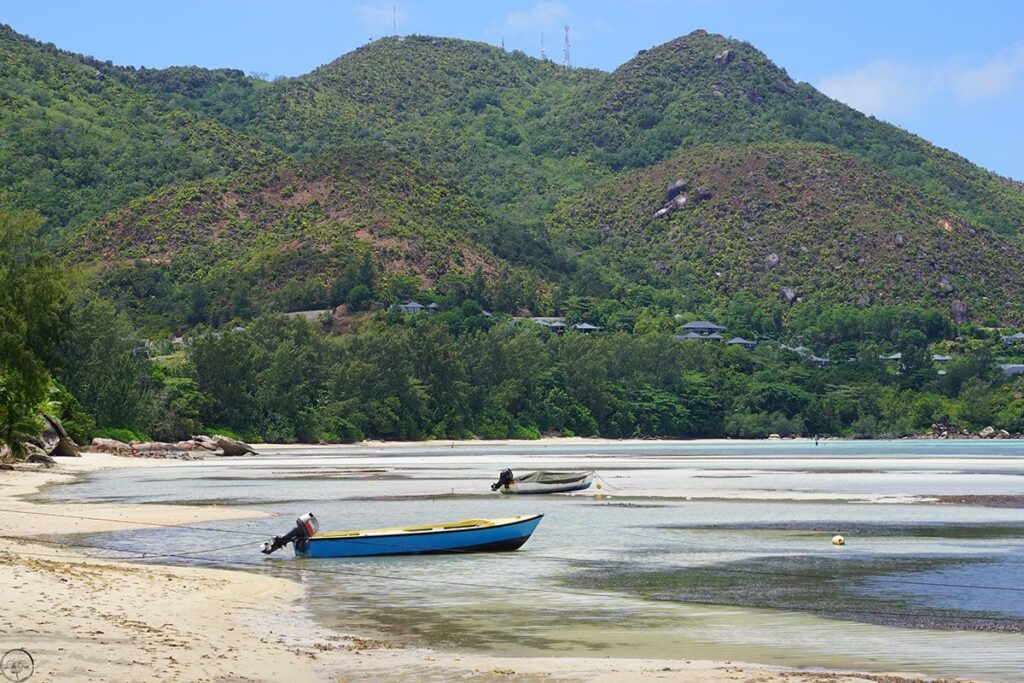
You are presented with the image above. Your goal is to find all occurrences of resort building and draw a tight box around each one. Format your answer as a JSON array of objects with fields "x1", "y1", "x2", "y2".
[
  {"x1": 399, "y1": 301, "x2": 425, "y2": 314},
  {"x1": 726, "y1": 336, "x2": 757, "y2": 350},
  {"x1": 680, "y1": 320, "x2": 726, "y2": 335}
]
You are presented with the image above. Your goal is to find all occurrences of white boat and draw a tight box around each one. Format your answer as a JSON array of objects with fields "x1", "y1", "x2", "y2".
[{"x1": 490, "y1": 469, "x2": 594, "y2": 494}]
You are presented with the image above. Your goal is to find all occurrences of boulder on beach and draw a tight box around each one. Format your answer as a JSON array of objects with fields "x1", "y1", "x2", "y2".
[
  {"x1": 130, "y1": 441, "x2": 182, "y2": 453},
  {"x1": 212, "y1": 435, "x2": 258, "y2": 456},
  {"x1": 176, "y1": 440, "x2": 213, "y2": 452},
  {"x1": 89, "y1": 437, "x2": 135, "y2": 455},
  {"x1": 40, "y1": 414, "x2": 80, "y2": 457},
  {"x1": 191, "y1": 435, "x2": 222, "y2": 452},
  {"x1": 25, "y1": 443, "x2": 56, "y2": 465}
]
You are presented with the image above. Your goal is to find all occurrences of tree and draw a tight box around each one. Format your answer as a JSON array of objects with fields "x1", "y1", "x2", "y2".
[
  {"x1": 0, "y1": 207, "x2": 65, "y2": 456},
  {"x1": 55, "y1": 292, "x2": 150, "y2": 431},
  {"x1": 896, "y1": 329, "x2": 932, "y2": 388},
  {"x1": 347, "y1": 284, "x2": 372, "y2": 311}
]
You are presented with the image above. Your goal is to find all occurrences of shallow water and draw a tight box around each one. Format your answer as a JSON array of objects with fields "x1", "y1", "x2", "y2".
[{"x1": 43, "y1": 440, "x2": 1024, "y2": 680}]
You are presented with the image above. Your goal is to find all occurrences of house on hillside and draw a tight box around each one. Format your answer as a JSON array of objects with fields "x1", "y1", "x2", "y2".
[
  {"x1": 932, "y1": 354, "x2": 953, "y2": 363},
  {"x1": 1002, "y1": 332, "x2": 1024, "y2": 345},
  {"x1": 573, "y1": 322, "x2": 603, "y2": 333},
  {"x1": 400, "y1": 301, "x2": 425, "y2": 314},
  {"x1": 681, "y1": 320, "x2": 726, "y2": 335},
  {"x1": 674, "y1": 320, "x2": 726, "y2": 342},
  {"x1": 808, "y1": 355, "x2": 831, "y2": 368},
  {"x1": 999, "y1": 363, "x2": 1024, "y2": 376},
  {"x1": 426, "y1": 302, "x2": 440, "y2": 313},
  {"x1": 519, "y1": 317, "x2": 568, "y2": 333},
  {"x1": 674, "y1": 331, "x2": 721, "y2": 342},
  {"x1": 726, "y1": 336, "x2": 757, "y2": 350},
  {"x1": 880, "y1": 352, "x2": 903, "y2": 361}
]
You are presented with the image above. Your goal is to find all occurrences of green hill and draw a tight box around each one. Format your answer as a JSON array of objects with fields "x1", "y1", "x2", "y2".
[
  {"x1": 125, "y1": 30, "x2": 1024, "y2": 241},
  {"x1": 549, "y1": 142, "x2": 1024, "y2": 323},
  {"x1": 558, "y1": 30, "x2": 1024, "y2": 236},
  {"x1": 73, "y1": 147, "x2": 513, "y2": 328},
  {"x1": 4, "y1": 23, "x2": 1024, "y2": 325},
  {"x1": 0, "y1": 24, "x2": 281, "y2": 232}
]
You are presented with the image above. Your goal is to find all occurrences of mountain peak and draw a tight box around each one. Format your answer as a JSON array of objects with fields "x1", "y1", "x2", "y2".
[{"x1": 619, "y1": 29, "x2": 783, "y2": 80}]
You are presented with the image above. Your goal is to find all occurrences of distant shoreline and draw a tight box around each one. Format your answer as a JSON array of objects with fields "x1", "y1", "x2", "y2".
[
  {"x1": 251, "y1": 434, "x2": 1022, "y2": 449},
  {"x1": 257, "y1": 435, "x2": 824, "y2": 448}
]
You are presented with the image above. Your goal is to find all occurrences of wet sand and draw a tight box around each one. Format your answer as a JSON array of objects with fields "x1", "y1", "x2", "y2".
[{"x1": 0, "y1": 450, "x2": 991, "y2": 682}]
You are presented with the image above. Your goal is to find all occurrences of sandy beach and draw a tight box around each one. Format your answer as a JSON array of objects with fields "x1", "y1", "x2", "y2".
[{"x1": 0, "y1": 450, "x2": 990, "y2": 682}]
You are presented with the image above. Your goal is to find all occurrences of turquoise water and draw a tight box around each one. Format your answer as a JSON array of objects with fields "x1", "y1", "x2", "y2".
[{"x1": 43, "y1": 440, "x2": 1024, "y2": 679}]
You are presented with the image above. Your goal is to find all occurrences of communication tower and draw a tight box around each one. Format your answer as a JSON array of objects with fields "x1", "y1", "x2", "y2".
[{"x1": 563, "y1": 25, "x2": 571, "y2": 69}]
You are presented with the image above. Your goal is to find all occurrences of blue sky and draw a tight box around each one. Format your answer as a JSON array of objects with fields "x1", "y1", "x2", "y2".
[{"x1": 5, "y1": 1, "x2": 1024, "y2": 178}]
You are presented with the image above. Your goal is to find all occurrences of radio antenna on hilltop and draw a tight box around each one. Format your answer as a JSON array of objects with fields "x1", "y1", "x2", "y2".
[
  {"x1": 393, "y1": 4, "x2": 397, "y2": 34},
  {"x1": 563, "y1": 24, "x2": 571, "y2": 69},
  {"x1": 540, "y1": 31, "x2": 546, "y2": 60}
]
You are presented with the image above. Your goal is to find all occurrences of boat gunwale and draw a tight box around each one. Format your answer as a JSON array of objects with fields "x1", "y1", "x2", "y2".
[{"x1": 310, "y1": 513, "x2": 543, "y2": 542}]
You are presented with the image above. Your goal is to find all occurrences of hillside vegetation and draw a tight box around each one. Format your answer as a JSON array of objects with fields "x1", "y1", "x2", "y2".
[
  {"x1": 110, "y1": 30, "x2": 1024, "y2": 243},
  {"x1": 0, "y1": 24, "x2": 281, "y2": 232},
  {"x1": 73, "y1": 146, "x2": 520, "y2": 328},
  {"x1": 559, "y1": 31, "x2": 1024, "y2": 236},
  {"x1": 550, "y1": 143, "x2": 1024, "y2": 323}
]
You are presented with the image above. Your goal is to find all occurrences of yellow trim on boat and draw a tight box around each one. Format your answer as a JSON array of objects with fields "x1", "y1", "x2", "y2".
[{"x1": 315, "y1": 515, "x2": 534, "y2": 539}]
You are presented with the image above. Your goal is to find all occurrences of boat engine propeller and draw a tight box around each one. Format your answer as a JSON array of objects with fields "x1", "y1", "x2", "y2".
[
  {"x1": 261, "y1": 512, "x2": 319, "y2": 555},
  {"x1": 490, "y1": 468, "x2": 515, "y2": 491}
]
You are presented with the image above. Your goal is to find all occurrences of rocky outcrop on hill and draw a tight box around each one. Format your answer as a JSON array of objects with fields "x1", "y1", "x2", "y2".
[
  {"x1": 549, "y1": 143, "x2": 1024, "y2": 322},
  {"x1": 653, "y1": 178, "x2": 712, "y2": 219}
]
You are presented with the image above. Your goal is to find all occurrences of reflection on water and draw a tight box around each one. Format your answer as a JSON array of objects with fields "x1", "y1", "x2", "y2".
[{"x1": 42, "y1": 440, "x2": 1024, "y2": 680}]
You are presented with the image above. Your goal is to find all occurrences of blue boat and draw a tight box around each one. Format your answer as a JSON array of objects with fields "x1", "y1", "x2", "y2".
[{"x1": 261, "y1": 513, "x2": 543, "y2": 558}]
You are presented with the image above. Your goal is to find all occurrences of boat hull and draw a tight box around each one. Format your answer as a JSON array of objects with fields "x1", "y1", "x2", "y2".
[
  {"x1": 498, "y1": 471, "x2": 594, "y2": 495},
  {"x1": 295, "y1": 514, "x2": 543, "y2": 558}
]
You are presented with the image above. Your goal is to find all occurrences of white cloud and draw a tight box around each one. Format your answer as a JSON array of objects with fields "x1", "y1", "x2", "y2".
[
  {"x1": 818, "y1": 45, "x2": 1024, "y2": 118},
  {"x1": 950, "y1": 46, "x2": 1024, "y2": 101},
  {"x1": 353, "y1": 2, "x2": 409, "y2": 34},
  {"x1": 818, "y1": 61, "x2": 932, "y2": 117},
  {"x1": 504, "y1": 2, "x2": 569, "y2": 33}
]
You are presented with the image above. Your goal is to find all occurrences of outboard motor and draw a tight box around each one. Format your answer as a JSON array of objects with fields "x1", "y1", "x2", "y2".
[
  {"x1": 490, "y1": 468, "x2": 515, "y2": 491},
  {"x1": 261, "y1": 512, "x2": 319, "y2": 555}
]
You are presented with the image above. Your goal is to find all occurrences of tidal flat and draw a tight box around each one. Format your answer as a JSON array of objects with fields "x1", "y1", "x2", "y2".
[{"x1": 41, "y1": 439, "x2": 1024, "y2": 680}]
